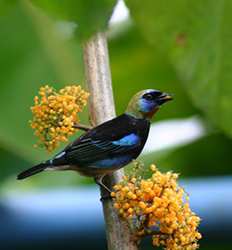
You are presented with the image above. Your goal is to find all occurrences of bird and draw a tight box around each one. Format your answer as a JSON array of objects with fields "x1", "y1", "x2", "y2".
[{"x1": 17, "y1": 89, "x2": 172, "y2": 192}]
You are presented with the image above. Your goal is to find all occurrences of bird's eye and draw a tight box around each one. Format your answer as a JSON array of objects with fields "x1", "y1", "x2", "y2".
[{"x1": 144, "y1": 94, "x2": 153, "y2": 100}]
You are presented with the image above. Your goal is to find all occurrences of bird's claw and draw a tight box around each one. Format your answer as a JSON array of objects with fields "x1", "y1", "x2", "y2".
[
  {"x1": 100, "y1": 193, "x2": 112, "y2": 202},
  {"x1": 94, "y1": 175, "x2": 113, "y2": 201}
]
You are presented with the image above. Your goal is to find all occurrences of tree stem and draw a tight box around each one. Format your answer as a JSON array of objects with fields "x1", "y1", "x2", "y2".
[{"x1": 83, "y1": 33, "x2": 138, "y2": 250}]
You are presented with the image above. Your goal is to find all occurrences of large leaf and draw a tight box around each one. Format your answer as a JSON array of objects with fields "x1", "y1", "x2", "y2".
[
  {"x1": 0, "y1": 146, "x2": 30, "y2": 182},
  {"x1": 126, "y1": 0, "x2": 232, "y2": 137},
  {"x1": 108, "y1": 24, "x2": 198, "y2": 121},
  {"x1": 0, "y1": 0, "x2": 17, "y2": 16},
  {"x1": 30, "y1": 0, "x2": 117, "y2": 39},
  {"x1": 0, "y1": 2, "x2": 84, "y2": 163}
]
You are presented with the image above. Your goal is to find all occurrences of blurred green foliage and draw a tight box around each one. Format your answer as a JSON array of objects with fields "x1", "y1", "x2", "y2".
[
  {"x1": 126, "y1": 0, "x2": 232, "y2": 137},
  {"x1": 142, "y1": 133, "x2": 232, "y2": 177},
  {"x1": 30, "y1": 0, "x2": 117, "y2": 39},
  {"x1": 0, "y1": 0, "x2": 231, "y2": 189}
]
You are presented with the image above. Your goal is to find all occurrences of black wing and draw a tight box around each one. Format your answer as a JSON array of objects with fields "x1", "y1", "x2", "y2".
[{"x1": 52, "y1": 114, "x2": 150, "y2": 166}]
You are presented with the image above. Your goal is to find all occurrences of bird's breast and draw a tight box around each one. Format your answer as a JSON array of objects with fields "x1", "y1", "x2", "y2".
[
  {"x1": 93, "y1": 155, "x2": 132, "y2": 168},
  {"x1": 72, "y1": 155, "x2": 132, "y2": 177}
]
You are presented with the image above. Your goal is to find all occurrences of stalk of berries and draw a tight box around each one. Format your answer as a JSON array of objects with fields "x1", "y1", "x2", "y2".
[
  {"x1": 30, "y1": 85, "x2": 89, "y2": 152},
  {"x1": 111, "y1": 164, "x2": 201, "y2": 250}
]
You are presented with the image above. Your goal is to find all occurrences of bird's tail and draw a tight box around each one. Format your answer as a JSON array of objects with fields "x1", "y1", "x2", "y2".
[{"x1": 17, "y1": 161, "x2": 51, "y2": 180}]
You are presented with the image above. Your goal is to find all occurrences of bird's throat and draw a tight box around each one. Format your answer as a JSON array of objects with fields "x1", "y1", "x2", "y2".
[{"x1": 126, "y1": 107, "x2": 159, "y2": 120}]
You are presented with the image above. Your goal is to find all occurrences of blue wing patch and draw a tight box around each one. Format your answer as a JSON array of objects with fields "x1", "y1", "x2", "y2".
[
  {"x1": 112, "y1": 133, "x2": 140, "y2": 146},
  {"x1": 64, "y1": 133, "x2": 141, "y2": 165}
]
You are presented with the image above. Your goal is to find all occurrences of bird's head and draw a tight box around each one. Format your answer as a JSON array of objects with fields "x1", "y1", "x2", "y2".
[{"x1": 126, "y1": 89, "x2": 173, "y2": 120}]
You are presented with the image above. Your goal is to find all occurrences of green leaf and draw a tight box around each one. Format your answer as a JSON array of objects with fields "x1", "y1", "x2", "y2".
[
  {"x1": 0, "y1": 146, "x2": 30, "y2": 182},
  {"x1": 0, "y1": 2, "x2": 84, "y2": 162},
  {"x1": 108, "y1": 24, "x2": 198, "y2": 121},
  {"x1": 29, "y1": 0, "x2": 117, "y2": 39},
  {"x1": 0, "y1": 0, "x2": 17, "y2": 16},
  {"x1": 126, "y1": 0, "x2": 232, "y2": 137}
]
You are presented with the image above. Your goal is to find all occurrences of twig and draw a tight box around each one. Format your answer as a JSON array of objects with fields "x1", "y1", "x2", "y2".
[
  {"x1": 72, "y1": 123, "x2": 92, "y2": 131},
  {"x1": 83, "y1": 32, "x2": 138, "y2": 250}
]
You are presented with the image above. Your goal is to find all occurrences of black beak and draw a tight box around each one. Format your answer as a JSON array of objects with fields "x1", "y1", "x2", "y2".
[{"x1": 157, "y1": 92, "x2": 173, "y2": 105}]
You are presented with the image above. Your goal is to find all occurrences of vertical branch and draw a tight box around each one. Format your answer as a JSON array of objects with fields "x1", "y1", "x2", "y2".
[{"x1": 83, "y1": 33, "x2": 138, "y2": 250}]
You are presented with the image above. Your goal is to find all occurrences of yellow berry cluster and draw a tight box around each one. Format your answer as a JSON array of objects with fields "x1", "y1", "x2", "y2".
[
  {"x1": 30, "y1": 85, "x2": 89, "y2": 151},
  {"x1": 111, "y1": 164, "x2": 201, "y2": 250}
]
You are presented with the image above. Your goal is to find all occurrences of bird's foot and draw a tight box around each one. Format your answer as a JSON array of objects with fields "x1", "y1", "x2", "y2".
[
  {"x1": 100, "y1": 193, "x2": 112, "y2": 202},
  {"x1": 94, "y1": 175, "x2": 113, "y2": 201}
]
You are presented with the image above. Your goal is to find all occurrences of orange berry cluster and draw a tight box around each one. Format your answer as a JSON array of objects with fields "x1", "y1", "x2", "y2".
[
  {"x1": 30, "y1": 85, "x2": 89, "y2": 152},
  {"x1": 111, "y1": 164, "x2": 201, "y2": 250}
]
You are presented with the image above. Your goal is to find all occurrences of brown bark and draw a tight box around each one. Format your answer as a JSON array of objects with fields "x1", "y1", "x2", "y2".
[{"x1": 83, "y1": 33, "x2": 138, "y2": 250}]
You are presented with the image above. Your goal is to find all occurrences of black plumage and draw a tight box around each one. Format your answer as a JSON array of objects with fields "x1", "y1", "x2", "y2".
[
  {"x1": 52, "y1": 113, "x2": 150, "y2": 176},
  {"x1": 18, "y1": 114, "x2": 150, "y2": 180},
  {"x1": 17, "y1": 89, "x2": 173, "y2": 191}
]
